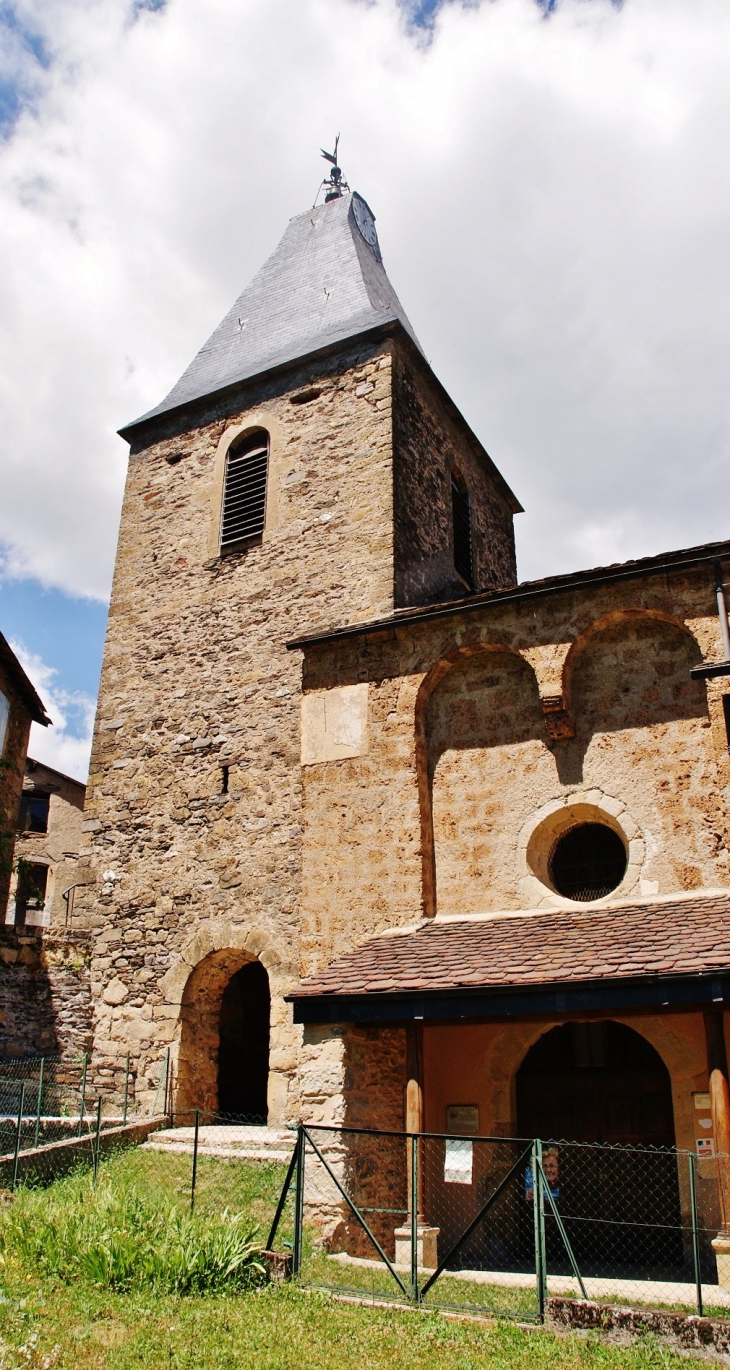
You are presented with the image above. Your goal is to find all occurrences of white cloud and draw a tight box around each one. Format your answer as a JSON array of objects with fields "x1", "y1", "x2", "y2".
[
  {"x1": 0, "y1": 0, "x2": 729, "y2": 595},
  {"x1": 10, "y1": 639, "x2": 95, "y2": 781}
]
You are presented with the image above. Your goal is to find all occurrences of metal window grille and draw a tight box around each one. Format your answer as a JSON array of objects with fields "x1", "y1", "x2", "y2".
[
  {"x1": 451, "y1": 476, "x2": 472, "y2": 587},
  {"x1": 548, "y1": 822, "x2": 627, "y2": 902},
  {"x1": 220, "y1": 433, "x2": 268, "y2": 548}
]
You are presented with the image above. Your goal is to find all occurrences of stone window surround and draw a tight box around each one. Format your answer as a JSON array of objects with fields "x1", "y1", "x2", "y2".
[
  {"x1": 8, "y1": 854, "x2": 52, "y2": 928},
  {"x1": 206, "y1": 410, "x2": 285, "y2": 564},
  {"x1": 517, "y1": 791, "x2": 644, "y2": 911}
]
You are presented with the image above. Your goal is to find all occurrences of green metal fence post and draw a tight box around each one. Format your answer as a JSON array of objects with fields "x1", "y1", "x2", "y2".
[
  {"x1": 77, "y1": 1053, "x2": 87, "y2": 1138},
  {"x1": 265, "y1": 1138, "x2": 300, "y2": 1251},
  {"x1": 292, "y1": 1126, "x2": 305, "y2": 1279},
  {"x1": 122, "y1": 1052, "x2": 130, "y2": 1125},
  {"x1": 689, "y1": 1149, "x2": 703, "y2": 1317},
  {"x1": 11, "y1": 1084, "x2": 25, "y2": 1192},
  {"x1": 163, "y1": 1048, "x2": 170, "y2": 1118},
  {"x1": 410, "y1": 1132, "x2": 419, "y2": 1304},
  {"x1": 190, "y1": 1109, "x2": 200, "y2": 1213},
  {"x1": 532, "y1": 1139, "x2": 546, "y2": 1322},
  {"x1": 538, "y1": 1158, "x2": 587, "y2": 1300},
  {"x1": 93, "y1": 1096, "x2": 102, "y2": 1180},
  {"x1": 33, "y1": 1057, "x2": 45, "y2": 1149}
]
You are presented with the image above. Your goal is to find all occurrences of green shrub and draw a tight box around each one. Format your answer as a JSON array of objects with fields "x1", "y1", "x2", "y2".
[{"x1": 0, "y1": 1171, "x2": 265, "y2": 1295}]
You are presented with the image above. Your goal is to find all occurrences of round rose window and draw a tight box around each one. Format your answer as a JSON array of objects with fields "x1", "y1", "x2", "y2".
[{"x1": 548, "y1": 822, "x2": 627, "y2": 902}]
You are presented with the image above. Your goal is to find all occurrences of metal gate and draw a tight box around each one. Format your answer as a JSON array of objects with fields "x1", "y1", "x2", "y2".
[{"x1": 265, "y1": 1125, "x2": 724, "y2": 1320}]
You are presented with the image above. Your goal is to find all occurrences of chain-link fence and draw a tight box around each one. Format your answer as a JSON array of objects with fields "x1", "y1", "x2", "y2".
[
  {"x1": 162, "y1": 1108, "x2": 297, "y2": 1242},
  {"x1": 0, "y1": 1051, "x2": 171, "y2": 1189},
  {"x1": 6, "y1": 1102, "x2": 730, "y2": 1319},
  {"x1": 275, "y1": 1125, "x2": 730, "y2": 1320}
]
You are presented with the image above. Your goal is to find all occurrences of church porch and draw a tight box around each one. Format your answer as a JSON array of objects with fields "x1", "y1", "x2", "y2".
[{"x1": 289, "y1": 892, "x2": 730, "y2": 1286}]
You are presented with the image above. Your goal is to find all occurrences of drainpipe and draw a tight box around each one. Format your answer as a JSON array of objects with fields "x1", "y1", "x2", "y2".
[{"x1": 715, "y1": 564, "x2": 730, "y2": 663}]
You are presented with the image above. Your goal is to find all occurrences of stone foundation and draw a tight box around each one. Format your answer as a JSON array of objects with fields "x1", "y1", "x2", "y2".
[{"x1": 548, "y1": 1296, "x2": 730, "y2": 1354}]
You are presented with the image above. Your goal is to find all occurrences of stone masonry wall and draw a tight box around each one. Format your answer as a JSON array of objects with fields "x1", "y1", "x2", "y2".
[
  {"x1": 298, "y1": 1021, "x2": 408, "y2": 1257},
  {"x1": 299, "y1": 562, "x2": 730, "y2": 970},
  {"x1": 76, "y1": 336, "x2": 408, "y2": 1117},
  {"x1": 76, "y1": 282, "x2": 730, "y2": 1148},
  {"x1": 427, "y1": 614, "x2": 725, "y2": 913},
  {"x1": 0, "y1": 928, "x2": 92, "y2": 1060},
  {"x1": 392, "y1": 349, "x2": 517, "y2": 607}
]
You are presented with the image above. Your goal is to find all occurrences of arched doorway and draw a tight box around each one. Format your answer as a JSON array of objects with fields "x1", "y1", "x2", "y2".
[
  {"x1": 177, "y1": 948, "x2": 272, "y2": 1118},
  {"x1": 217, "y1": 960, "x2": 270, "y2": 1122},
  {"x1": 516, "y1": 1022, "x2": 681, "y2": 1274},
  {"x1": 516, "y1": 1021, "x2": 675, "y2": 1145}
]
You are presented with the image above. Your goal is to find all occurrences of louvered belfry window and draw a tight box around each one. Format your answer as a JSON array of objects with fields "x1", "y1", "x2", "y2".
[
  {"x1": 451, "y1": 473, "x2": 473, "y2": 587},
  {"x1": 220, "y1": 430, "x2": 269, "y2": 549}
]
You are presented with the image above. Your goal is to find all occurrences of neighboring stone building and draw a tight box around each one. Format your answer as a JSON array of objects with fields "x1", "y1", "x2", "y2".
[
  {"x1": 5, "y1": 757, "x2": 86, "y2": 930},
  {"x1": 76, "y1": 176, "x2": 730, "y2": 1228},
  {"x1": 0, "y1": 647, "x2": 89, "y2": 1064},
  {"x1": 0, "y1": 634, "x2": 51, "y2": 915}
]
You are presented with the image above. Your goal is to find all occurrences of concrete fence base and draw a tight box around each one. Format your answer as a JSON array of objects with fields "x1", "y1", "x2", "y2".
[{"x1": 0, "y1": 1116, "x2": 167, "y2": 1188}]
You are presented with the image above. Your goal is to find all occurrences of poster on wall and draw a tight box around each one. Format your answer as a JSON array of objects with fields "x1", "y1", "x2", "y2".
[
  {"x1": 444, "y1": 1137, "x2": 473, "y2": 1184},
  {"x1": 524, "y1": 1148, "x2": 560, "y2": 1205},
  {"x1": 444, "y1": 1104, "x2": 479, "y2": 1183}
]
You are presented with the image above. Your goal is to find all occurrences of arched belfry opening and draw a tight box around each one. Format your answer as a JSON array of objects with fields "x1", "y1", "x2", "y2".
[
  {"x1": 516, "y1": 1021, "x2": 675, "y2": 1146},
  {"x1": 218, "y1": 960, "x2": 270, "y2": 1121}
]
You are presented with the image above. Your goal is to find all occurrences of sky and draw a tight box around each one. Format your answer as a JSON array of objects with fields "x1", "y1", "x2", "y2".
[{"x1": 0, "y1": 0, "x2": 729, "y2": 780}]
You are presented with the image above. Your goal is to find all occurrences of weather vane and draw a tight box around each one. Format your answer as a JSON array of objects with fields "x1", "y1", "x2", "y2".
[{"x1": 320, "y1": 136, "x2": 349, "y2": 202}]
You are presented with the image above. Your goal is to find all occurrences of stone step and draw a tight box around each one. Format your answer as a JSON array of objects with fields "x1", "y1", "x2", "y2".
[
  {"x1": 145, "y1": 1143, "x2": 294, "y2": 1161},
  {"x1": 144, "y1": 1125, "x2": 295, "y2": 1160}
]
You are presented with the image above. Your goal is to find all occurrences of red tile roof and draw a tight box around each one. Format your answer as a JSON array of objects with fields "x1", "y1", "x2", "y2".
[{"x1": 291, "y1": 892, "x2": 730, "y2": 1000}]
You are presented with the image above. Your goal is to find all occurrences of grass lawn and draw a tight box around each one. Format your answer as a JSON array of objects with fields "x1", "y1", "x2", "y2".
[
  {"x1": 0, "y1": 1147, "x2": 718, "y2": 1370},
  {"x1": 0, "y1": 1279, "x2": 718, "y2": 1370}
]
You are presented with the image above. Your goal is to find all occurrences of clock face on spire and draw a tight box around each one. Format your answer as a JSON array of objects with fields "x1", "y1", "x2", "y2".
[{"x1": 351, "y1": 195, "x2": 381, "y2": 258}]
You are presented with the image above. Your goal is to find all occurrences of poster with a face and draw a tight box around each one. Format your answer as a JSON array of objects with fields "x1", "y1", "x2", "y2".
[{"x1": 524, "y1": 1149, "x2": 560, "y2": 1204}]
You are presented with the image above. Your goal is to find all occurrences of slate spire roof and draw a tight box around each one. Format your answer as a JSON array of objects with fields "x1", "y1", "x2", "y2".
[{"x1": 121, "y1": 192, "x2": 422, "y2": 437}]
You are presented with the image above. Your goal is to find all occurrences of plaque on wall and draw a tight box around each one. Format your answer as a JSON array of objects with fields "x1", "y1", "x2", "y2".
[
  {"x1": 446, "y1": 1104, "x2": 479, "y2": 1135},
  {"x1": 693, "y1": 1092, "x2": 714, "y2": 1160}
]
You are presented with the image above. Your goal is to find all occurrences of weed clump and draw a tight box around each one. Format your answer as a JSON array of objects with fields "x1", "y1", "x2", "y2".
[{"x1": 0, "y1": 1170, "x2": 265, "y2": 1295}]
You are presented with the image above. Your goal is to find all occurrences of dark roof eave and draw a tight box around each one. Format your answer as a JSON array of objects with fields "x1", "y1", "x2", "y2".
[
  {"x1": 116, "y1": 324, "x2": 521, "y2": 517},
  {"x1": 25, "y1": 757, "x2": 85, "y2": 790},
  {"x1": 117, "y1": 317, "x2": 405, "y2": 443},
  {"x1": 287, "y1": 968, "x2": 730, "y2": 1025},
  {"x1": 0, "y1": 634, "x2": 51, "y2": 726},
  {"x1": 286, "y1": 537, "x2": 730, "y2": 651}
]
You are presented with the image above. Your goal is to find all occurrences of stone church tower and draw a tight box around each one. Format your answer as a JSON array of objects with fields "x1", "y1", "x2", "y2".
[{"x1": 79, "y1": 187, "x2": 521, "y2": 1116}]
